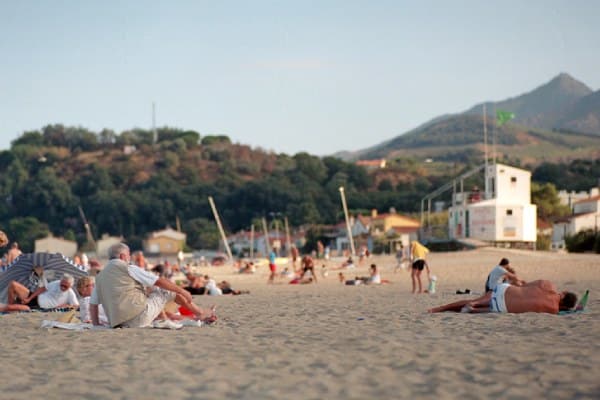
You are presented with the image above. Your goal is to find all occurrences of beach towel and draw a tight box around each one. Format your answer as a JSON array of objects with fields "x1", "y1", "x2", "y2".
[{"x1": 40, "y1": 320, "x2": 101, "y2": 330}]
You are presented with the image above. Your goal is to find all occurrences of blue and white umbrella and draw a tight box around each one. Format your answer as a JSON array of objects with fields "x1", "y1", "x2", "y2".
[{"x1": 0, "y1": 252, "x2": 88, "y2": 302}]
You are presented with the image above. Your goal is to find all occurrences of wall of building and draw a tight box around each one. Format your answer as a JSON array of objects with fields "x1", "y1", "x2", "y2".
[{"x1": 35, "y1": 238, "x2": 78, "y2": 257}]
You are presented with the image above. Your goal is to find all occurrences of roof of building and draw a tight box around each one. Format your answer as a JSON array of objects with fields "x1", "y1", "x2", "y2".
[
  {"x1": 149, "y1": 227, "x2": 186, "y2": 240},
  {"x1": 573, "y1": 195, "x2": 600, "y2": 205},
  {"x1": 553, "y1": 211, "x2": 598, "y2": 223}
]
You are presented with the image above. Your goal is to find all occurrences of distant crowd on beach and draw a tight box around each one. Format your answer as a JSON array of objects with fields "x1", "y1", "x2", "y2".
[{"x1": 1, "y1": 237, "x2": 581, "y2": 329}]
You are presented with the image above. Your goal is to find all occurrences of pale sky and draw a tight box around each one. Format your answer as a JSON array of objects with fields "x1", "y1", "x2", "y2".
[{"x1": 1, "y1": 1, "x2": 598, "y2": 156}]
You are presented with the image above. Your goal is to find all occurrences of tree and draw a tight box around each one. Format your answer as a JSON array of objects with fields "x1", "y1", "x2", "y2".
[
  {"x1": 7, "y1": 216, "x2": 50, "y2": 252},
  {"x1": 531, "y1": 182, "x2": 570, "y2": 219},
  {"x1": 11, "y1": 130, "x2": 44, "y2": 147},
  {"x1": 12, "y1": 167, "x2": 77, "y2": 234},
  {"x1": 184, "y1": 218, "x2": 220, "y2": 249}
]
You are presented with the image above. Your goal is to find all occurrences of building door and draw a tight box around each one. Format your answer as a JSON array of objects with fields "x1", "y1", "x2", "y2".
[{"x1": 465, "y1": 210, "x2": 470, "y2": 238}]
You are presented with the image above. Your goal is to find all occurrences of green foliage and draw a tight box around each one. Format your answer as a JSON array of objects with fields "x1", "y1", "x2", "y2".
[
  {"x1": 565, "y1": 230, "x2": 600, "y2": 253},
  {"x1": 6, "y1": 217, "x2": 50, "y2": 252},
  {"x1": 201, "y1": 135, "x2": 231, "y2": 145},
  {"x1": 533, "y1": 159, "x2": 600, "y2": 191},
  {"x1": 536, "y1": 234, "x2": 551, "y2": 251},
  {"x1": 184, "y1": 218, "x2": 220, "y2": 249},
  {"x1": 531, "y1": 182, "x2": 571, "y2": 218},
  {"x1": 11, "y1": 130, "x2": 44, "y2": 147},
  {"x1": 2, "y1": 124, "x2": 598, "y2": 252}
]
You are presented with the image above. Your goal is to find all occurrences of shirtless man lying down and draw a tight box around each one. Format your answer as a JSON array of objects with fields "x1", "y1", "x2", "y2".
[{"x1": 428, "y1": 280, "x2": 577, "y2": 314}]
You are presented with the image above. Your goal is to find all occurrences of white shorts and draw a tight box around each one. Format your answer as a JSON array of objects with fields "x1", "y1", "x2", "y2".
[
  {"x1": 490, "y1": 283, "x2": 510, "y2": 313},
  {"x1": 120, "y1": 288, "x2": 176, "y2": 328}
]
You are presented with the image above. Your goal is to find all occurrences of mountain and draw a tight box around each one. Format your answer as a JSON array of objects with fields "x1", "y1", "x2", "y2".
[
  {"x1": 336, "y1": 73, "x2": 600, "y2": 163},
  {"x1": 465, "y1": 73, "x2": 593, "y2": 130},
  {"x1": 556, "y1": 90, "x2": 600, "y2": 134}
]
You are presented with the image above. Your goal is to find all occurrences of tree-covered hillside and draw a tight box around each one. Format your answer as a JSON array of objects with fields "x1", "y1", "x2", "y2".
[{"x1": 0, "y1": 124, "x2": 597, "y2": 253}]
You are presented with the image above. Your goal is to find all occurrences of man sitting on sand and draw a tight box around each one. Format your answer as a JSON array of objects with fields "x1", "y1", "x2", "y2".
[
  {"x1": 91, "y1": 243, "x2": 215, "y2": 328},
  {"x1": 37, "y1": 273, "x2": 79, "y2": 310},
  {"x1": 428, "y1": 280, "x2": 577, "y2": 314},
  {"x1": 6, "y1": 265, "x2": 48, "y2": 309}
]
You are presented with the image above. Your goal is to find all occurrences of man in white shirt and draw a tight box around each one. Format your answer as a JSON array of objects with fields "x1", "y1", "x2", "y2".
[
  {"x1": 91, "y1": 243, "x2": 213, "y2": 328},
  {"x1": 37, "y1": 273, "x2": 79, "y2": 309}
]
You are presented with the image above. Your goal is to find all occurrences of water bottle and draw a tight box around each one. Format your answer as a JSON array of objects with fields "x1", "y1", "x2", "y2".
[{"x1": 428, "y1": 275, "x2": 437, "y2": 294}]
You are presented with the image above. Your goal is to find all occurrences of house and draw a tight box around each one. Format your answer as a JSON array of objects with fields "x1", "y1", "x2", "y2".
[
  {"x1": 143, "y1": 227, "x2": 186, "y2": 255},
  {"x1": 35, "y1": 234, "x2": 78, "y2": 257},
  {"x1": 331, "y1": 210, "x2": 420, "y2": 254},
  {"x1": 448, "y1": 163, "x2": 537, "y2": 246},
  {"x1": 557, "y1": 188, "x2": 599, "y2": 209},
  {"x1": 355, "y1": 159, "x2": 386, "y2": 169},
  {"x1": 552, "y1": 194, "x2": 600, "y2": 249},
  {"x1": 227, "y1": 229, "x2": 306, "y2": 258}
]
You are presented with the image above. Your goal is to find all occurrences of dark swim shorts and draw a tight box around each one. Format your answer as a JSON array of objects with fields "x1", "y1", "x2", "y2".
[{"x1": 412, "y1": 259, "x2": 425, "y2": 271}]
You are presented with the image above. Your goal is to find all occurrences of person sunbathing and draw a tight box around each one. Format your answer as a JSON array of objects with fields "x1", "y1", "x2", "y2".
[
  {"x1": 184, "y1": 273, "x2": 208, "y2": 295},
  {"x1": 428, "y1": 280, "x2": 577, "y2": 314},
  {"x1": 218, "y1": 280, "x2": 249, "y2": 295}
]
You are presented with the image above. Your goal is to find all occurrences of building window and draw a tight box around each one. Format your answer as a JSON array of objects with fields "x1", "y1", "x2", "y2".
[
  {"x1": 511, "y1": 177, "x2": 517, "y2": 183},
  {"x1": 506, "y1": 209, "x2": 513, "y2": 216}
]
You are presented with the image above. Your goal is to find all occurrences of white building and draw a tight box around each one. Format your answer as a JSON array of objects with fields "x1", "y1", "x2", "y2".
[
  {"x1": 35, "y1": 234, "x2": 78, "y2": 257},
  {"x1": 558, "y1": 188, "x2": 599, "y2": 209},
  {"x1": 552, "y1": 194, "x2": 600, "y2": 249},
  {"x1": 448, "y1": 163, "x2": 537, "y2": 245}
]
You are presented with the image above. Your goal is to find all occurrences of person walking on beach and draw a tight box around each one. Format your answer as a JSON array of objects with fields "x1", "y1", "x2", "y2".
[
  {"x1": 410, "y1": 241, "x2": 430, "y2": 294},
  {"x1": 267, "y1": 248, "x2": 277, "y2": 284},
  {"x1": 394, "y1": 243, "x2": 408, "y2": 273},
  {"x1": 290, "y1": 245, "x2": 299, "y2": 271},
  {"x1": 90, "y1": 243, "x2": 214, "y2": 328},
  {"x1": 428, "y1": 280, "x2": 577, "y2": 314}
]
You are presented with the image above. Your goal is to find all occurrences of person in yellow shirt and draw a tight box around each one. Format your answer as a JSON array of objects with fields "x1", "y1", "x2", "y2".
[{"x1": 410, "y1": 241, "x2": 430, "y2": 294}]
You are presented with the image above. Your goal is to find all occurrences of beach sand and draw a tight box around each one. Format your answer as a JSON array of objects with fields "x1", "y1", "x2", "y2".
[{"x1": 1, "y1": 248, "x2": 599, "y2": 399}]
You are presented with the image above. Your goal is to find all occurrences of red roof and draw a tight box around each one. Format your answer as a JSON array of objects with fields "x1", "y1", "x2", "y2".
[{"x1": 573, "y1": 195, "x2": 600, "y2": 204}]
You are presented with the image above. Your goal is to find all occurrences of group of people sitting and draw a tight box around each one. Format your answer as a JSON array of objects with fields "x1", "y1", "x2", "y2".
[
  {"x1": 429, "y1": 258, "x2": 578, "y2": 314},
  {"x1": 2, "y1": 243, "x2": 219, "y2": 329}
]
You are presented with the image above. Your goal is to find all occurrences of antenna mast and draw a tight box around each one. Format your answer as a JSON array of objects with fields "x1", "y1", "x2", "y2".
[
  {"x1": 152, "y1": 102, "x2": 157, "y2": 144},
  {"x1": 483, "y1": 104, "x2": 489, "y2": 199}
]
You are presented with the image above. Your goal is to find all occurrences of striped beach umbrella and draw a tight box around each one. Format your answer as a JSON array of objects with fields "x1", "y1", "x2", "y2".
[{"x1": 0, "y1": 252, "x2": 88, "y2": 302}]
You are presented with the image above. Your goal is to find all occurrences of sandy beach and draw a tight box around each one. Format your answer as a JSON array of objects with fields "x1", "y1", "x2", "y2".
[{"x1": 1, "y1": 248, "x2": 599, "y2": 399}]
